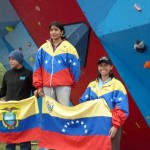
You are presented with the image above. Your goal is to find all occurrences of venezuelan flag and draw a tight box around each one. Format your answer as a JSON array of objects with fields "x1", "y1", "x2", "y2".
[
  {"x1": 40, "y1": 96, "x2": 112, "y2": 150},
  {"x1": 0, "y1": 96, "x2": 40, "y2": 143}
]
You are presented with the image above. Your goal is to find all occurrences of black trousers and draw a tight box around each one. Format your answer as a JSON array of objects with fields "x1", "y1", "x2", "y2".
[{"x1": 6, "y1": 141, "x2": 31, "y2": 150}]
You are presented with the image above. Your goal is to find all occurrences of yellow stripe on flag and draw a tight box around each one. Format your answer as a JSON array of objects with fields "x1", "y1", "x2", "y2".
[
  {"x1": 0, "y1": 96, "x2": 39, "y2": 120},
  {"x1": 42, "y1": 95, "x2": 112, "y2": 119}
]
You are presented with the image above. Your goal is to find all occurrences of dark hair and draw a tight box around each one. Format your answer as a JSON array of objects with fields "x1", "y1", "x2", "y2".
[
  {"x1": 48, "y1": 21, "x2": 66, "y2": 40},
  {"x1": 97, "y1": 69, "x2": 115, "y2": 80}
]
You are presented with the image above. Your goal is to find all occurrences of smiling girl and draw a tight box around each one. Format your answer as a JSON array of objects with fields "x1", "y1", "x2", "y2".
[{"x1": 80, "y1": 56, "x2": 129, "y2": 150}]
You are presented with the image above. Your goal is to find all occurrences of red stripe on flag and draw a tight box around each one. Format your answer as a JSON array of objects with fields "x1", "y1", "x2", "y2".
[
  {"x1": 39, "y1": 130, "x2": 112, "y2": 150},
  {"x1": 0, "y1": 127, "x2": 40, "y2": 143}
]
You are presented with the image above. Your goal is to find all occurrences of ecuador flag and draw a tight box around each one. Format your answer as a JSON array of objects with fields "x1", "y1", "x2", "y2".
[
  {"x1": 0, "y1": 96, "x2": 40, "y2": 143},
  {"x1": 40, "y1": 96, "x2": 112, "y2": 150}
]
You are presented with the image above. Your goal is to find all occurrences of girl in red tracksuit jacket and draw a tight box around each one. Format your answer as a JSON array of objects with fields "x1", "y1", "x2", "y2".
[
  {"x1": 33, "y1": 21, "x2": 80, "y2": 106},
  {"x1": 80, "y1": 56, "x2": 129, "y2": 150}
]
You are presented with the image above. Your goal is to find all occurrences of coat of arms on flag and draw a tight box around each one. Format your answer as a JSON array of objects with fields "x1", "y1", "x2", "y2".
[
  {"x1": 40, "y1": 96, "x2": 112, "y2": 150},
  {"x1": 0, "y1": 96, "x2": 41, "y2": 143}
]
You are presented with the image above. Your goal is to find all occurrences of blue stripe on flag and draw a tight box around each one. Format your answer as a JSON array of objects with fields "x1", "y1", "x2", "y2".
[
  {"x1": 42, "y1": 114, "x2": 112, "y2": 136},
  {"x1": 0, "y1": 114, "x2": 41, "y2": 132}
]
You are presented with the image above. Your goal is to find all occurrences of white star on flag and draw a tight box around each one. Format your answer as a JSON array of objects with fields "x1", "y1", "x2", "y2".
[
  {"x1": 64, "y1": 125, "x2": 68, "y2": 128},
  {"x1": 85, "y1": 129, "x2": 88, "y2": 133},
  {"x1": 81, "y1": 121, "x2": 84, "y2": 125},
  {"x1": 71, "y1": 121, "x2": 74, "y2": 124},
  {"x1": 62, "y1": 129, "x2": 65, "y2": 132},
  {"x1": 76, "y1": 120, "x2": 79, "y2": 123}
]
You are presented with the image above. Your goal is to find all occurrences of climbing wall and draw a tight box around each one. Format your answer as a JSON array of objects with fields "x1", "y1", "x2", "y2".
[
  {"x1": 77, "y1": 0, "x2": 150, "y2": 149},
  {"x1": 0, "y1": 0, "x2": 149, "y2": 149}
]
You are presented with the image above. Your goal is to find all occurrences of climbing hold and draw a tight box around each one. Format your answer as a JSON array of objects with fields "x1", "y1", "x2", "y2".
[
  {"x1": 29, "y1": 56, "x2": 35, "y2": 63},
  {"x1": 5, "y1": 26, "x2": 14, "y2": 32},
  {"x1": 27, "y1": 42, "x2": 31, "y2": 47},
  {"x1": 134, "y1": 4, "x2": 142, "y2": 11},
  {"x1": 144, "y1": 61, "x2": 150, "y2": 68},
  {"x1": 38, "y1": 21, "x2": 41, "y2": 26},
  {"x1": 134, "y1": 40, "x2": 146, "y2": 53},
  {"x1": 35, "y1": 6, "x2": 41, "y2": 11}
]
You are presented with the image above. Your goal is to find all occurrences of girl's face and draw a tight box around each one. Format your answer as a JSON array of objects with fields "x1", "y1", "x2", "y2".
[
  {"x1": 50, "y1": 25, "x2": 63, "y2": 41},
  {"x1": 98, "y1": 62, "x2": 113, "y2": 77}
]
